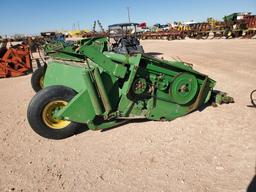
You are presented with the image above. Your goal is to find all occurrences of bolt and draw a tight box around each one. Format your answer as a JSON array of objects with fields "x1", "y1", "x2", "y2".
[{"x1": 180, "y1": 84, "x2": 189, "y2": 93}]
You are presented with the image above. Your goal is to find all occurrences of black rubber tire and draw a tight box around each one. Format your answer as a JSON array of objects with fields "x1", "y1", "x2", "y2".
[
  {"x1": 31, "y1": 66, "x2": 46, "y2": 92},
  {"x1": 27, "y1": 85, "x2": 85, "y2": 139}
]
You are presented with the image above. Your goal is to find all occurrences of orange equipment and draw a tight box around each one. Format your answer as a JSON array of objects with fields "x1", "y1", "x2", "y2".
[{"x1": 0, "y1": 43, "x2": 32, "y2": 78}]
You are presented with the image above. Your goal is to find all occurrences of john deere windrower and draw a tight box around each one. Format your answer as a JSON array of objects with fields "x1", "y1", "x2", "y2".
[{"x1": 27, "y1": 38, "x2": 233, "y2": 139}]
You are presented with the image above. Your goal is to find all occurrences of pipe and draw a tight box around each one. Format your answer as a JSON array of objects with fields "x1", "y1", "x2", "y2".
[
  {"x1": 83, "y1": 70, "x2": 103, "y2": 115},
  {"x1": 93, "y1": 68, "x2": 112, "y2": 113}
]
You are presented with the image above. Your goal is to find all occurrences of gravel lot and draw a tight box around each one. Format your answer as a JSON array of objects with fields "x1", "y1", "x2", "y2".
[{"x1": 0, "y1": 39, "x2": 255, "y2": 192}]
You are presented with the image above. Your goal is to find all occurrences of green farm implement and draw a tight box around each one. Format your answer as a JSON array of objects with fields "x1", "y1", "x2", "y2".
[{"x1": 27, "y1": 39, "x2": 233, "y2": 139}]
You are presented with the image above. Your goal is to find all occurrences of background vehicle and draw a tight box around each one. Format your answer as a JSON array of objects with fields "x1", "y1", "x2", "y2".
[{"x1": 108, "y1": 23, "x2": 144, "y2": 54}]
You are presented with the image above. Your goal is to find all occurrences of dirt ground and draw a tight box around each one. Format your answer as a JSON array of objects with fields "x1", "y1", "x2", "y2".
[{"x1": 0, "y1": 39, "x2": 255, "y2": 192}]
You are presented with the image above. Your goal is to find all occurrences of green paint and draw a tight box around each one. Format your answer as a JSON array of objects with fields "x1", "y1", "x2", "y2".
[{"x1": 37, "y1": 41, "x2": 217, "y2": 130}]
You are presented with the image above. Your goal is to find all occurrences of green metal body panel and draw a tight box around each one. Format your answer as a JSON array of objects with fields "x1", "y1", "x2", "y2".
[
  {"x1": 44, "y1": 41, "x2": 65, "y2": 54},
  {"x1": 48, "y1": 47, "x2": 85, "y2": 62},
  {"x1": 223, "y1": 13, "x2": 237, "y2": 22},
  {"x1": 42, "y1": 41, "x2": 216, "y2": 130},
  {"x1": 80, "y1": 46, "x2": 127, "y2": 78},
  {"x1": 55, "y1": 89, "x2": 96, "y2": 123},
  {"x1": 45, "y1": 37, "x2": 108, "y2": 62},
  {"x1": 44, "y1": 62, "x2": 86, "y2": 93}
]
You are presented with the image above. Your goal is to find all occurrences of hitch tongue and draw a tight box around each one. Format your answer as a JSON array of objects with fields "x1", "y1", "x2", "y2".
[{"x1": 212, "y1": 91, "x2": 234, "y2": 105}]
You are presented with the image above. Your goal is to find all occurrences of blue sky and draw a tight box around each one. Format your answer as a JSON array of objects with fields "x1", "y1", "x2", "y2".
[{"x1": 0, "y1": 0, "x2": 255, "y2": 36}]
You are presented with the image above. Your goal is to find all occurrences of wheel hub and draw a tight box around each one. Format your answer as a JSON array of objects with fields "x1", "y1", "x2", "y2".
[{"x1": 42, "y1": 100, "x2": 71, "y2": 129}]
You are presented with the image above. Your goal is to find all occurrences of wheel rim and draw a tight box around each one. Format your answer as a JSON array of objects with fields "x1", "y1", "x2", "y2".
[
  {"x1": 42, "y1": 100, "x2": 71, "y2": 129},
  {"x1": 39, "y1": 76, "x2": 44, "y2": 89}
]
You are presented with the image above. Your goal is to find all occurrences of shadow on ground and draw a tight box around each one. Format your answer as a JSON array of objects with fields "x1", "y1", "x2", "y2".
[
  {"x1": 145, "y1": 52, "x2": 163, "y2": 56},
  {"x1": 101, "y1": 119, "x2": 149, "y2": 132},
  {"x1": 73, "y1": 119, "x2": 149, "y2": 136}
]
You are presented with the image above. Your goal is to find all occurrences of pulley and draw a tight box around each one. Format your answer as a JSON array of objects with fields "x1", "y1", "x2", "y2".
[
  {"x1": 170, "y1": 73, "x2": 198, "y2": 105},
  {"x1": 132, "y1": 78, "x2": 147, "y2": 95}
]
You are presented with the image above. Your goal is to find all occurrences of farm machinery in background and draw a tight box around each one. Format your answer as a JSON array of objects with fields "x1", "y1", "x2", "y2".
[
  {"x1": 0, "y1": 31, "x2": 69, "y2": 79},
  {"x1": 108, "y1": 23, "x2": 144, "y2": 54},
  {"x1": 40, "y1": 32, "x2": 65, "y2": 42},
  {"x1": 223, "y1": 12, "x2": 256, "y2": 38},
  {"x1": 187, "y1": 18, "x2": 225, "y2": 39},
  {"x1": 141, "y1": 22, "x2": 189, "y2": 40},
  {"x1": 0, "y1": 40, "x2": 32, "y2": 78},
  {"x1": 82, "y1": 20, "x2": 108, "y2": 38},
  {"x1": 140, "y1": 12, "x2": 256, "y2": 40}
]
